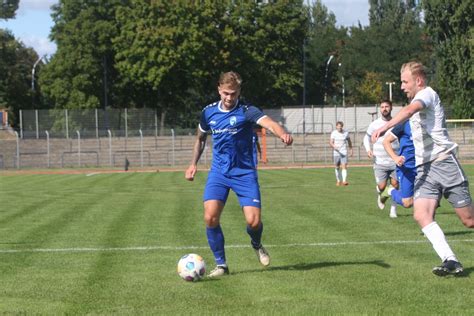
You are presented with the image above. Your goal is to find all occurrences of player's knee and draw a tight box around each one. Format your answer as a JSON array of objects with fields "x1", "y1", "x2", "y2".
[
  {"x1": 456, "y1": 205, "x2": 474, "y2": 228},
  {"x1": 460, "y1": 218, "x2": 474, "y2": 228},
  {"x1": 402, "y1": 199, "x2": 413, "y2": 208},
  {"x1": 204, "y1": 214, "x2": 220, "y2": 227},
  {"x1": 246, "y1": 217, "x2": 260, "y2": 229},
  {"x1": 412, "y1": 212, "x2": 424, "y2": 224}
]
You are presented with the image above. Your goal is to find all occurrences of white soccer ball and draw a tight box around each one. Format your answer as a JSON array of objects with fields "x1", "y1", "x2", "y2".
[{"x1": 177, "y1": 253, "x2": 206, "y2": 282}]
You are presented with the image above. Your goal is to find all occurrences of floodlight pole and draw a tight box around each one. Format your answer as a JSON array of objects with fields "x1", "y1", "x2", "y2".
[
  {"x1": 339, "y1": 63, "x2": 345, "y2": 107},
  {"x1": 302, "y1": 39, "x2": 307, "y2": 134},
  {"x1": 31, "y1": 55, "x2": 46, "y2": 108},
  {"x1": 324, "y1": 55, "x2": 334, "y2": 104},
  {"x1": 386, "y1": 81, "x2": 396, "y2": 101}
]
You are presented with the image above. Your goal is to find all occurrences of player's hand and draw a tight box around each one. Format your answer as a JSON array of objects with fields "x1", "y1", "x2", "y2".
[
  {"x1": 367, "y1": 150, "x2": 373, "y2": 158},
  {"x1": 280, "y1": 133, "x2": 293, "y2": 146},
  {"x1": 185, "y1": 165, "x2": 197, "y2": 181},
  {"x1": 371, "y1": 126, "x2": 386, "y2": 143},
  {"x1": 395, "y1": 155, "x2": 406, "y2": 167}
]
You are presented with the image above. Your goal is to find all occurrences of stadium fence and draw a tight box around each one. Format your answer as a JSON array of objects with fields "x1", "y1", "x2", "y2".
[{"x1": 0, "y1": 107, "x2": 472, "y2": 169}]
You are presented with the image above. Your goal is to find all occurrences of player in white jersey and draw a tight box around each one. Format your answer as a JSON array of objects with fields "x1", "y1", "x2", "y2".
[
  {"x1": 363, "y1": 100, "x2": 399, "y2": 217},
  {"x1": 330, "y1": 121, "x2": 353, "y2": 186},
  {"x1": 372, "y1": 61, "x2": 473, "y2": 277}
]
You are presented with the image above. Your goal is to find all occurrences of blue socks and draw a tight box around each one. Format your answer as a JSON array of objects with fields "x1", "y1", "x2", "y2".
[
  {"x1": 247, "y1": 222, "x2": 263, "y2": 249},
  {"x1": 390, "y1": 188, "x2": 404, "y2": 206},
  {"x1": 206, "y1": 225, "x2": 226, "y2": 266},
  {"x1": 207, "y1": 222, "x2": 264, "y2": 265}
]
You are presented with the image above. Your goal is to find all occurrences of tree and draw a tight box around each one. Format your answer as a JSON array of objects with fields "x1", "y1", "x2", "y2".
[
  {"x1": 39, "y1": 0, "x2": 127, "y2": 110},
  {"x1": 423, "y1": 0, "x2": 473, "y2": 118},
  {"x1": 305, "y1": 0, "x2": 347, "y2": 106},
  {"x1": 356, "y1": 72, "x2": 384, "y2": 104},
  {"x1": 114, "y1": 0, "x2": 308, "y2": 129},
  {"x1": 342, "y1": 0, "x2": 430, "y2": 104},
  {"x1": 0, "y1": 29, "x2": 40, "y2": 125},
  {"x1": 0, "y1": 0, "x2": 19, "y2": 19}
]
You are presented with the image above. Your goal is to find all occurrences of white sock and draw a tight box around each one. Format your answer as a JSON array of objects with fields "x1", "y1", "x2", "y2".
[
  {"x1": 421, "y1": 222, "x2": 457, "y2": 262},
  {"x1": 342, "y1": 169, "x2": 347, "y2": 182},
  {"x1": 388, "y1": 187, "x2": 394, "y2": 195},
  {"x1": 389, "y1": 200, "x2": 397, "y2": 217},
  {"x1": 335, "y1": 169, "x2": 342, "y2": 182}
]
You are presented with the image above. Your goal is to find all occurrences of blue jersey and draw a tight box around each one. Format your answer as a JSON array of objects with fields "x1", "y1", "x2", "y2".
[
  {"x1": 252, "y1": 133, "x2": 259, "y2": 166},
  {"x1": 199, "y1": 100, "x2": 266, "y2": 176},
  {"x1": 391, "y1": 120, "x2": 415, "y2": 169}
]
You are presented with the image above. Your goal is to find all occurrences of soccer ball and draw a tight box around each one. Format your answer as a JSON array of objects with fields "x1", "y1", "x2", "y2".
[{"x1": 177, "y1": 253, "x2": 206, "y2": 282}]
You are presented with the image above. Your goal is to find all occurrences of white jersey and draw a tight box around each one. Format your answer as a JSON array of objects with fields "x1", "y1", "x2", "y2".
[
  {"x1": 410, "y1": 87, "x2": 457, "y2": 166},
  {"x1": 330, "y1": 129, "x2": 350, "y2": 156},
  {"x1": 364, "y1": 118, "x2": 399, "y2": 167}
]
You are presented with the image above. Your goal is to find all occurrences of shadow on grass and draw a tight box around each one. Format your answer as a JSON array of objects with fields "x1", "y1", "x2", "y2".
[
  {"x1": 233, "y1": 260, "x2": 390, "y2": 275},
  {"x1": 458, "y1": 266, "x2": 473, "y2": 278},
  {"x1": 444, "y1": 230, "x2": 474, "y2": 237}
]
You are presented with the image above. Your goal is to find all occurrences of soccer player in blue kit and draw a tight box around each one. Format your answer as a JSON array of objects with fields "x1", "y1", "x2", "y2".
[
  {"x1": 185, "y1": 71, "x2": 293, "y2": 277},
  {"x1": 382, "y1": 119, "x2": 416, "y2": 209}
]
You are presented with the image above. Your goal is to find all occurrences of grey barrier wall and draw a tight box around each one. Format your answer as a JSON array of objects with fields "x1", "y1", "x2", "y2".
[{"x1": 0, "y1": 107, "x2": 472, "y2": 169}]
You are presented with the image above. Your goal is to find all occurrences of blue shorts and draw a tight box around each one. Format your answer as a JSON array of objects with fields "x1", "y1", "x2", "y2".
[
  {"x1": 203, "y1": 171, "x2": 261, "y2": 208},
  {"x1": 397, "y1": 166, "x2": 416, "y2": 199}
]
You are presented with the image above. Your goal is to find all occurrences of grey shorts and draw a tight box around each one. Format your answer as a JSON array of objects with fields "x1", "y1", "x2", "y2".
[
  {"x1": 334, "y1": 153, "x2": 348, "y2": 166},
  {"x1": 414, "y1": 153, "x2": 472, "y2": 208},
  {"x1": 373, "y1": 164, "x2": 397, "y2": 185}
]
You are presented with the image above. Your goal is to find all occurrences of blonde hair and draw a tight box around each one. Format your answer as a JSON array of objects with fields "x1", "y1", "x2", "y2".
[
  {"x1": 218, "y1": 71, "x2": 242, "y2": 88},
  {"x1": 400, "y1": 61, "x2": 427, "y2": 80}
]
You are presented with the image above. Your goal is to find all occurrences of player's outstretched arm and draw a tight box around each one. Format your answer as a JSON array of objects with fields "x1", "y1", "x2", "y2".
[
  {"x1": 258, "y1": 116, "x2": 293, "y2": 145},
  {"x1": 185, "y1": 128, "x2": 207, "y2": 181},
  {"x1": 371, "y1": 102, "x2": 422, "y2": 143}
]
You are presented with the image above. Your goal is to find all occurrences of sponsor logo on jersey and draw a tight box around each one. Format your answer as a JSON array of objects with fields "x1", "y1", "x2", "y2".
[{"x1": 212, "y1": 128, "x2": 238, "y2": 135}]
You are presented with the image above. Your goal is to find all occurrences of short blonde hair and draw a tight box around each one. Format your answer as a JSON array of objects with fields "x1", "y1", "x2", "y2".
[
  {"x1": 400, "y1": 61, "x2": 427, "y2": 80},
  {"x1": 218, "y1": 71, "x2": 242, "y2": 88}
]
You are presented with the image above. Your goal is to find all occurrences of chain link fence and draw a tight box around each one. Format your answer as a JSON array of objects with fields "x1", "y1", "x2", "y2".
[{"x1": 1, "y1": 107, "x2": 472, "y2": 170}]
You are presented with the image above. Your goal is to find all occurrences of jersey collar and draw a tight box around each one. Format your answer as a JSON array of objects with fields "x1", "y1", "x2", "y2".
[{"x1": 218, "y1": 100, "x2": 239, "y2": 112}]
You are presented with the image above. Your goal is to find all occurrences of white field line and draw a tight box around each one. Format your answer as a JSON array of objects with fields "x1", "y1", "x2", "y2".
[{"x1": 1, "y1": 239, "x2": 474, "y2": 254}]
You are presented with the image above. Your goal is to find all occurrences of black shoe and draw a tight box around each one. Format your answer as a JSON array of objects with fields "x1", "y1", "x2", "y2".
[{"x1": 432, "y1": 260, "x2": 464, "y2": 276}]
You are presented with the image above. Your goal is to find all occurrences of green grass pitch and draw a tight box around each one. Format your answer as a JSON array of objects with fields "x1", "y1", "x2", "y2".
[{"x1": 1, "y1": 166, "x2": 473, "y2": 314}]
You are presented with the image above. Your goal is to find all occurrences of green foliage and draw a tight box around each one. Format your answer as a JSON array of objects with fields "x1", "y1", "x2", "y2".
[
  {"x1": 423, "y1": 0, "x2": 473, "y2": 118},
  {"x1": 0, "y1": 168, "x2": 473, "y2": 313},
  {"x1": 39, "y1": 0, "x2": 126, "y2": 110},
  {"x1": 356, "y1": 72, "x2": 384, "y2": 104},
  {"x1": 0, "y1": 29, "x2": 39, "y2": 124},
  {"x1": 342, "y1": 0, "x2": 430, "y2": 104},
  {"x1": 0, "y1": 0, "x2": 18, "y2": 19},
  {"x1": 39, "y1": 1, "x2": 308, "y2": 128},
  {"x1": 305, "y1": 0, "x2": 348, "y2": 106},
  {"x1": 10, "y1": 0, "x2": 469, "y2": 127},
  {"x1": 114, "y1": 0, "x2": 308, "y2": 126}
]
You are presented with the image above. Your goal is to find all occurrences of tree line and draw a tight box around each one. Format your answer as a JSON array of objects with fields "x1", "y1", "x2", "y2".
[{"x1": 1, "y1": 0, "x2": 472, "y2": 129}]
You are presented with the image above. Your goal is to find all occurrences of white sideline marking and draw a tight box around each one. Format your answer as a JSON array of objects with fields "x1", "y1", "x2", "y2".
[{"x1": 1, "y1": 239, "x2": 473, "y2": 254}]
